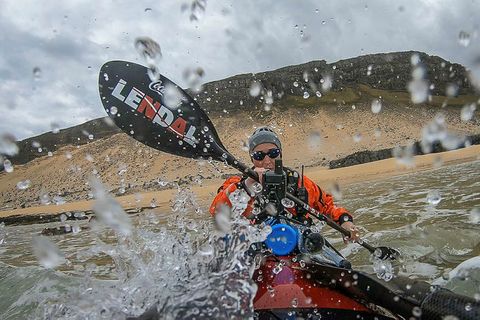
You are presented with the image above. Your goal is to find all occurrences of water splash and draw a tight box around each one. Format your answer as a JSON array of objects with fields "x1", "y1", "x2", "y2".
[
  {"x1": 90, "y1": 177, "x2": 132, "y2": 235},
  {"x1": 426, "y1": 190, "x2": 442, "y2": 206},
  {"x1": 3, "y1": 159, "x2": 13, "y2": 173},
  {"x1": 0, "y1": 134, "x2": 19, "y2": 156},
  {"x1": 458, "y1": 31, "x2": 471, "y2": 47},
  {"x1": 371, "y1": 255, "x2": 394, "y2": 281},
  {"x1": 460, "y1": 103, "x2": 476, "y2": 121},
  {"x1": 32, "y1": 236, "x2": 66, "y2": 269},
  {"x1": 183, "y1": 67, "x2": 205, "y2": 92},
  {"x1": 469, "y1": 207, "x2": 480, "y2": 224},
  {"x1": 408, "y1": 64, "x2": 429, "y2": 104},
  {"x1": 371, "y1": 99, "x2": 382, "y2": 113},
  {"x1": 308, "y1": 131, "x2": 322, "y2": 150},
  {"x1": 16, "y1": 180, "x2": 32, "y2": 190}
]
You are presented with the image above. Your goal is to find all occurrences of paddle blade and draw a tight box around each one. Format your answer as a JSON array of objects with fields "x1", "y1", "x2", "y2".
[
  {"x1": 98, "y1": 60, "x2": 226, "y2": 161},
  {"x1": 375, "y1": 246, "x2": 400, "y2": 260}
]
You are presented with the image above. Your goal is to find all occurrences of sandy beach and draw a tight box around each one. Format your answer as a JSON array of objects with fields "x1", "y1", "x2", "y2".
[{"x1": 1, "y1": 144, "x2": 478, "y2": 223}]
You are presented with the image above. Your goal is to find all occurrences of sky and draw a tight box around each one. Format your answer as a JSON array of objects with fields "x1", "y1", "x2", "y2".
[{"x1": 0, "y1": 0, "x2": 479, "y2": 140}]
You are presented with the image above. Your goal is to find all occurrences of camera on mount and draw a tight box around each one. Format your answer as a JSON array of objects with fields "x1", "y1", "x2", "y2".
[{"x1": 262, "y1": 159, "x2": 287, "y2": 214}]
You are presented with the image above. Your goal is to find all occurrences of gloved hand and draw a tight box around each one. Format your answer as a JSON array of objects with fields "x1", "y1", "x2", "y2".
[{"x1": 341, "y1": 221, "x2": 361, "y2": 243}]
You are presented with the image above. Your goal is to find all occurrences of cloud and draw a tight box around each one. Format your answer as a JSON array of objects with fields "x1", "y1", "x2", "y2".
[{"x1": 0, "y1": 0, "x2": 479, "y2": 140}]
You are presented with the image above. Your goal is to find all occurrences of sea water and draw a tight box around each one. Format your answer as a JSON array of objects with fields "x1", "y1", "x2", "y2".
[{"x1": 0, "y1": 160, "x2": 479, "y2": 318}]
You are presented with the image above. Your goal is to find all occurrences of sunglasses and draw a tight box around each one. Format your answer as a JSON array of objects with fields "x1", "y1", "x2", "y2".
[{"x1": 251, "y1": 148, "x2": 281, "y2": 161}]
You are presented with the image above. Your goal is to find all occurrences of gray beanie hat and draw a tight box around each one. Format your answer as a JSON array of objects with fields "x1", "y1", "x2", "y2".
[{"x1": 248, "y1": 126, "x2": 282, "y2": 153}]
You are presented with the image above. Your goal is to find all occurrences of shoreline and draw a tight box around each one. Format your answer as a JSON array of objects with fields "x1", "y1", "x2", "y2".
[{"x1": 1, "y1": 145, "x2": 479, "y2": 225}]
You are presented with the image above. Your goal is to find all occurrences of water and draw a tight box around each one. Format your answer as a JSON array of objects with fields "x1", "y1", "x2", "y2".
[{"x1": 0, "y1": 161, "x2": 479, "y2": 318}]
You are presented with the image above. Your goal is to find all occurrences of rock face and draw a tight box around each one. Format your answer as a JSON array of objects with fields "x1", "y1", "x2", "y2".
[
  {"x1": 9, "y1": 118, "x2": 121, "y2": 165},
  {"x1": 329, "y1": 134, "x2": 480, "y2": 169},
  {"x1": 191, "y1": 51, "x2": 474, "y2": 113}
]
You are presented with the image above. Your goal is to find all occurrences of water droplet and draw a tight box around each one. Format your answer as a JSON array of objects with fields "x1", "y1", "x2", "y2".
[
  {"x1": 392, "y1": 144, "x2": 415, "y2": 168},
  {"x1": 367, "y1": 65, "x2": 373, "y2": 76},
  {"x1": 281, "y1": 198, "x2": 295, "y2": 208},
  {"x1": 33, "y1": 67, "x2": 41, "y2": 80},
  {"x1": 458, "y1": 31, "x2": 471, "y2": 47},
  {"x1": 90, "y1": 177, "x2": 132, "y2": 235},
  {"x1": 411, "y1": 53, "x2": 420, "y2": 66},
  {"x1": 371, "y1": 99, "x2": 382, "y2": 113},
  {"x1": 72, "y1": 225, "x2": 81, "y2": 234},
  {"x1": 0, "y1": 134, "x2": 19, "y2": 156},
  {"x1": 469, "y1": 207, "x2": 480, "y2": 223},
  {"x1": 50, "y1": 123, "x2": 60, "y2": 134},
  {"x1": 460, "y1": 103, "x2": 476, "y2": 121},
  {"x1": 303, "y1": 91, "x2": 310, "y2": 99},
  {"x1": 65, "y1": 151, "x2": 72, "y2": 160},
  {"x1": 60, "y1": 214, "x2": 67, "y2": 222},
  {"x1": 412, "y1": 306, "x2": 422, "y2": 317},
  {"x1": 251, "y1": 182, "x2": 263, "y2": 194},
  {"x1": 144, "y1": 7, "x2": 152, "y2": 12},
  {"x1": 293, "y1": 81, "x2": 299, "y2": 87},
  {"x1": 47, "y1": 152, "x2": 52, "y2": 157},
  {"x1": 3, "y1": 159, "x2": 13, "y2": 173},
  {"x1": 32, "y1": 236, "x2": 65, "y2": 269},
  {"x1": 134, "y1": 37, "x2": 162, "y2": 61},
  {"x1": 249, "y1": 82, "x2": 261, "y2": 97},
  {"x1": 183, "y1": 67, "x2": 205, "y2": 92},
  {"x1": 110, "y1": 106, "x2": 118, "y2": 115},
  {"x1": 291, "y1": 298, "x2": 298, "y2": 308},
  {"x1": 40, "y1": 192, "x2": 51, "y2": 205},
  {"x1": 53, "y1": 195, "x2": 66, "y2": 205},
  {"x1": 308, "y1": 131, "x2": 322, "y2": 150},
  {"x1": 408, "y1": 67, "x2": 429, "y2": 104},
  {"x1": 426, "y1": 190, "x2": 442, "y2": 205},
  {"x1": 322, "y1": 75, "x2": 333, "y2": 92},
  {"x1": 330, "y1": 182, "x2": 342, "y2": 200},
  {"x1": 446, "y1": 83, "x2": 459, "y2": 97},
  {"x1": 88, "y1": 134, "x2": 94, "y2": 140},
  {"x1": 315, "y1": 91, "x2": 322, "y2": 98},
  {"x1": 16, "y1": 179, "x2": 31, "y2": 190},
  {"x1": 353, "y1": 133, "x2": 362, "y2": 143}
]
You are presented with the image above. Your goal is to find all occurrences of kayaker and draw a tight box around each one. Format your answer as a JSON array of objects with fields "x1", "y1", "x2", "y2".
[{"x1": 209, "y1": 126, "x2": 360, "y2": 243}]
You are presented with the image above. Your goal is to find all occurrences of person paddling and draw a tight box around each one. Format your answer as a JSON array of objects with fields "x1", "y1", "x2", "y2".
[{"x1": 209, "y1": 126, "x2": 360, "y2": 243}]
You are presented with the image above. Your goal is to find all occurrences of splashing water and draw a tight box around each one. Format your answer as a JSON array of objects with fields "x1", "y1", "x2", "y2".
[
  {"x1": 90, "y1": 177, "x2": 132, "y2": 235},
  {"x1": 16, "y1": 179, "x2": 31, "y2": 190},
  {"x1": 134, "y1": 37, "x2": 162, "y2": 61},
  {"x1": 0, "y1": 134, "x2": 19, "y2": 156},
  {"x1": 426, "y1": 190, "x2": 442, "y2": 206},
  {"x1": 371, "y1": 99, "x2": 382, "y2": 113},
  {"x1": 33, "y1": 67, "x2": 41, "y2": 80},
  {"x1": 32, "y1": 236, "x2": 66, "y2": 269},
  {"x1": 371, "y1": 255, "x2": 394, "y2": 281},
  {"x1": 469, "y1": 207, "x2": 480, "y2": 224},
  {"x1": 321, "y1": 75, "x2": 332, "y2": 92},
  {"x1": 183, "y1": 67, "x2": 205, "y2": 92},
  {"x1": 460, "y1": 103, "x2": 476, "y2": 121},
  {"x1": 134, "y1": 37, "x2": 162, "y2": 81},
  {"x1": 458, "y1": 31, "x2": 471, "y2": 47},
  {"x1": 3, "y1": 159, "x2": 13, "y2": 173},
  {"x1": 408, "y1": 65, "x2": 429, "y2": 104},
  {"x1": 392, "y1": 144, "x2": 415, "y2": 168},
  {"x1": 308, "y1": 131, "x2": 322, "y2": 150}
]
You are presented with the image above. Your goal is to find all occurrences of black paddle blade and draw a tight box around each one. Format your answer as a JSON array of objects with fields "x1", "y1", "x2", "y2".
[
  {"x1": 98, "y1": 60, "x2": 227, "y2": 161},
  {"x1": 375, "y1": 246, "x2": 400, "y2": 260}
]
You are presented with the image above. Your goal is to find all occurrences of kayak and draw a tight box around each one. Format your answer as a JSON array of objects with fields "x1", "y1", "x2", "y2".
[
  {"x1": 250, "y1": 226, "x2": 480, "y2": 320},
  {"x1": 253, "y1": 254, "x2": 395, "y2": 319}
]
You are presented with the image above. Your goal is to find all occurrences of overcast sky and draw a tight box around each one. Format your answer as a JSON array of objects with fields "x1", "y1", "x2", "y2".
[{"x1": 1, "y1": 0, "x2": 479, "y2": 140}]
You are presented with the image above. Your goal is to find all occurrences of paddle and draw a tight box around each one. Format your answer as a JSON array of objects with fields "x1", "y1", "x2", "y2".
[{"x1": 98, "y1": 60, "x2": 399, "y2": 260}]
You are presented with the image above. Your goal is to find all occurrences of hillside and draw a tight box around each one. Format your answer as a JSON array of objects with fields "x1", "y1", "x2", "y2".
[{"x1": 0, "y1": 51, "x2": 479, "y2": 211}]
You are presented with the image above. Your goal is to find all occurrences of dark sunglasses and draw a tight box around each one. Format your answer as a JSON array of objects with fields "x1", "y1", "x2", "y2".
[{"x1": 251, "y1": 148, "x2": 281, "y2": 161}]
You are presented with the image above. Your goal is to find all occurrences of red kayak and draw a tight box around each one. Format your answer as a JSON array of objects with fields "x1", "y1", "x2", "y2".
[{"x1": 253, "y1": 255, "x2": 395, "y2": 319}]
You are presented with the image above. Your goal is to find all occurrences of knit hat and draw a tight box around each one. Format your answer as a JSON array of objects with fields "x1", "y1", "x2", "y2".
[{"x1": 248, "y1": 126, "x2": 282, "y2": 153}]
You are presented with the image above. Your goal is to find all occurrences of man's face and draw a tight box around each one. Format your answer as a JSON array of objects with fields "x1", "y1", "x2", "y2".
[{"x1": 251, "y1": 143, "x2": 282, "y2": 170}]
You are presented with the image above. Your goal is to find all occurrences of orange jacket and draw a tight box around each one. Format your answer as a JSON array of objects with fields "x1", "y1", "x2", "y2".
[{"x1": 209, "y1": 174, "x2": 352, "y2": 225}]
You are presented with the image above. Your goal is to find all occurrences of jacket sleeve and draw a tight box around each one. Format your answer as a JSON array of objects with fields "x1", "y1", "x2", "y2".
[
  {"x1": 303, "y1": 176, "x2": 353, "y2": 224},
  {"x1": 209, "y1": 176, "x2": 254, "y2": 218}
]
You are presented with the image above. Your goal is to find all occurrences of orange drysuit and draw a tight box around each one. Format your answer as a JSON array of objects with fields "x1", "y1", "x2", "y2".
[{"x1": 209, "y1": 174, "x2": 352, "y2": 225}]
